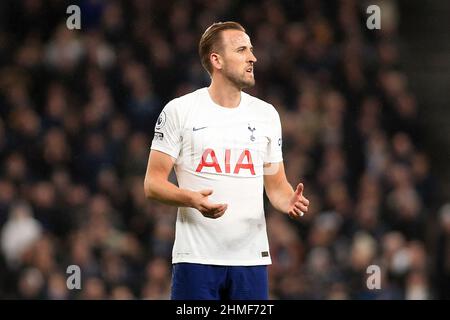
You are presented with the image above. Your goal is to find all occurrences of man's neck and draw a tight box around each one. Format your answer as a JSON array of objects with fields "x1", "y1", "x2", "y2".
[{"x1": 208, "y1": 77, "x2": 241, "y2": 108}]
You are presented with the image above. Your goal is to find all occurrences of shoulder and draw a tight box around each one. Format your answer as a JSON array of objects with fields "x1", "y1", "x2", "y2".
[
  {"x1": 175, "y1": 88, "x2": 205, "y2": 103},
  {"x1": 243, "y1": 91, "x2": 280, "y2": 119},
  {"x1": 164, "y1": 88, "x2": 205, "y2": 114}
]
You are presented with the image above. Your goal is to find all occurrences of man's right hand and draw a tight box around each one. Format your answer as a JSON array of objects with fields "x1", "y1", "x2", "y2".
[{"x1": 191, "y1": 189, "x2": 228, "y2": 219}]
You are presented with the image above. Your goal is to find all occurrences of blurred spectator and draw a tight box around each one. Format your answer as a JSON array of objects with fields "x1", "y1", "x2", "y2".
[{"x1": 1, "y1": 202, "x2": 42, "y2": 269}]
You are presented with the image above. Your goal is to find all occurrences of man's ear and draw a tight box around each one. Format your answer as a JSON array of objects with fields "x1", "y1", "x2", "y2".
[{"x1": 210, "y1": 53, "x2": 223, "y2": 71}]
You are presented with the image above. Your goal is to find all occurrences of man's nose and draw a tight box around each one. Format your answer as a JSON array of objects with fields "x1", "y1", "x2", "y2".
[{"x1": 249, "y1": 51, "x2": 257, "y2": 63}]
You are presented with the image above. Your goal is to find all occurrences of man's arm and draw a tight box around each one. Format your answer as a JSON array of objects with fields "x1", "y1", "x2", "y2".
[
  {"x1": 263, "y1": 162, "x2": 309, "y2": 219},
  {"x1": 144, "y1": 150, "x2": 228, "y2": 218}
]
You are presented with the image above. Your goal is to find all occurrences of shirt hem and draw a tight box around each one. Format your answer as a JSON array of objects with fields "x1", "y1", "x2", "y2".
[
  {"x1": 264, "y1": 157, "x2": 283, "y2": 163},
  {"x1": 172, "y1": 257, "x2": 272, "y2": 266}
]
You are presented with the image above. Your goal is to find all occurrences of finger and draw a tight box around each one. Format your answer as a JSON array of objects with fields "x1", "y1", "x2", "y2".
[
  {"x1": 295, "y1": 183, "x2": 304, "y2": 196},
  {"x1": 294, "y1": 200, "x2": 308, "y2": 210},
  {"x1": 293, "y1": 207, "x2": 304, "y2": 217},
  {"x1": 212, "y1": 207, "x2": 227, "y2": 218},
  {"x1": 202, "y1": 208, "x2": 217, "y2": 218},
  {"x1": 203, "y1": 202, "x2": 226, "y2": 211},
  {"x1": 288, "y1": 210, "x2": 300, "y2": 219},
  {"x1": 300, "y1": 196, "x2": 310, "y2": 206},
  {"x1": 296, "y1": 200, "x2": 309, "y2": 210},
  {"x1": 199, "y1": 189, "x2": 213, "y2": 197},
  {"x1": 204, "y1": 206, "x2": 227, "y2": 219},
  {"x1": 212, "y1": 204, "x2": 227, "y2": 215},
  {"x1": 204, "y1": 204, "x2": 227, "y2": 216},
  {"x1": 294, "y1": 203, "x2": 308, "y2": 212}
]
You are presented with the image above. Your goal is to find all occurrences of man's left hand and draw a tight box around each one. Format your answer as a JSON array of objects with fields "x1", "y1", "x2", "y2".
[{"x1": 287, "y1": 183, "x2": 309, "y2": 219}]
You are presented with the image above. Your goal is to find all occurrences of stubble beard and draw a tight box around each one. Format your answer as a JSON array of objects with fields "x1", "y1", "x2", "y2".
[{"x1": 224, "y1": 67, "x2": 255, "y2": 89}]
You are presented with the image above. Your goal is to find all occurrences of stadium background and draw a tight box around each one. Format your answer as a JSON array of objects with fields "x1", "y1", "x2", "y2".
[{"x1": 0, "y1": 0, "x2": 449, "y2": 299}]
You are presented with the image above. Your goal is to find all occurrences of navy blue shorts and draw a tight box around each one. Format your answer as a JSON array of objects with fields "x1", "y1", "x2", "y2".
[{"x1": 171, "y1": 263, "x2": 268, "y2": 300}]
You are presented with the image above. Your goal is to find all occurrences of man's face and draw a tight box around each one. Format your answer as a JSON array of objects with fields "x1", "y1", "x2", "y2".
[{"x1": 217, "y1": 30, "x2": 257, "y2": 89}]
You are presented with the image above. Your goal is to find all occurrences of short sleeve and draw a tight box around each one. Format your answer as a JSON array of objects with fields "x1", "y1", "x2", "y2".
[
  {"x1": 264, "y1": 107, "x2": 283, "y2": 163},
  {"x1": 150, "y1": 99, "x2": 182, "y2": 159}
]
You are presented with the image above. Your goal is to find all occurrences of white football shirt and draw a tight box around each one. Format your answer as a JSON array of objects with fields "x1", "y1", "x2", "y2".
[{"x1": 150, "y1": 87, "x2": 283, "y2": 265}]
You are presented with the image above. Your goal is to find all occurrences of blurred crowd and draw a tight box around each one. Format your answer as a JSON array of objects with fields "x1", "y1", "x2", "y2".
[{"x1": 0, "y1": 0, "x2": 448, "y2": 300}]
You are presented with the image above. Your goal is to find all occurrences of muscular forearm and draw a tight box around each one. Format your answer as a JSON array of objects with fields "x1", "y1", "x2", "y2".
[
  {"x1": 267, "y1": 182, "x2": 295, "y2": 214},
  {"x1": 144, "y1": 178, "x2": 196, "y2": 208}
]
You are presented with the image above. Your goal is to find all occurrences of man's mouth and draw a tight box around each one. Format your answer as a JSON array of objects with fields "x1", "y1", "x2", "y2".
[{"x1": 246, "y1": 67, "x2": 253, "y2": 73}]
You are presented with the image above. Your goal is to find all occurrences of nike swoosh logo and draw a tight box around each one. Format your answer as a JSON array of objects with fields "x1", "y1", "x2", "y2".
[{"x1": 193, "y1": 126, "x2": 207, "y2": 131}]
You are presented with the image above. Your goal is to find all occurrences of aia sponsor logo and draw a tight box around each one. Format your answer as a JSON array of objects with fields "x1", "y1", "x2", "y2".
[{"x1": 196, "y1": 148, "x2": 255, "y2": 175}]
